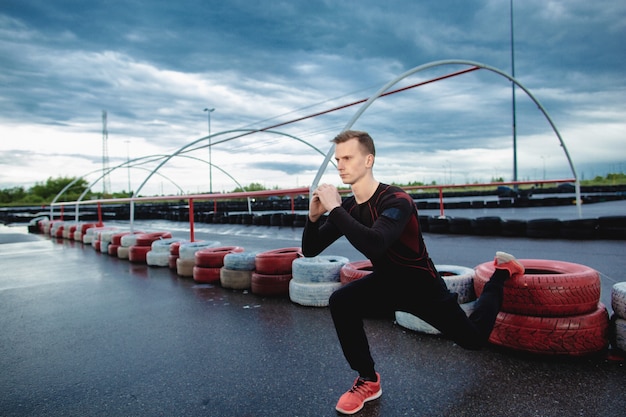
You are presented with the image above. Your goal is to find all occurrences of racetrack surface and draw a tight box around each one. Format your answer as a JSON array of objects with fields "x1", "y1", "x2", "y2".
[{"x1": 1, "y1": 201, "x2": 624, "y2": 417}]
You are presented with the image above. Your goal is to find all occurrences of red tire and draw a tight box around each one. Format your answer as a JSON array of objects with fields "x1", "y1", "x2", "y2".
[
  {"x1": 170, "y1": 242, "x2": 182, "y2": 256},
  {"x1": 108, "y1": 244, "x2": 120, "y2": 257},
  {"x1": 168, "y1": 254, "x2": 178, "y2": 270},
  {"x1": 111, "y1": 232, "x2": 131, "y2": 245},
  {"x1": 255, "y1": 247, "x2": 302, "y2": 275},
  {"x1": 135, "y1": 232, "x2": 173, "y2": 246},
  {"x1": 474, "y1": 259, "x2": 600, "y2": 317},
  {"x1": 340, "y1": 260, "x2": 373, "y2": 284},
  {"x1": 251, "y1": 272, "x2": 292, "y2": 296},
  {"x1": 129, "y1": 245, "x2": 151, "y2": 263},
  {"x1": 193, "y1": 266, "x2": 222, "y2": 283},
  {"x1": 489, "y1": 303, "x2": 609, "y2": 356},
  {"x1": 195, "y1": 246, "x2": 244, "y2": 268}
]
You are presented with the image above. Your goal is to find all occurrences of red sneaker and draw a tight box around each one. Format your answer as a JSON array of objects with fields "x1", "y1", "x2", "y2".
[
  {"x1": 494, "y1": 251, "x2": 525, "y2": 278},
  {"x1": 335, "y1": 373, "x2": 382, "y2": 415}
]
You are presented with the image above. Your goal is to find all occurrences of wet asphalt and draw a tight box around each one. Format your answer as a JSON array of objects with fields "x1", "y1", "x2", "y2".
[{"x1": 1, "y1": 201, "x2": 625, "y2": 417}]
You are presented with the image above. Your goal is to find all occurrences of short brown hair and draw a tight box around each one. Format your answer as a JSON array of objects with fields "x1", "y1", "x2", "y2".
[{"x1": 332, "y1": 130, "x2": 376, "y2": 156}]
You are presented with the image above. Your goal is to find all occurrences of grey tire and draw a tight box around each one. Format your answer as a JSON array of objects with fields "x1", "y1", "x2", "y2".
[
  {"x1": 223, "y1": 251, "x2": 258, "y2": 271},
  {"x1": 612, "y1": 317, "x2": 626, "y2": 352},
  {"x1": 436, "y1": 264, "x2": 476, "y2": 304},
  {"x1": 178, "y1": 241, "x2": 221, "y2": 260},
  {"x1": 151, "y1": 237, "x2": 185, "y2": 253},
  {"x1": 146, "y1": 250, "x2": 170, "y2": 267},
  {"x1": 289, "y1": 280, "x2": 343, "y2": 307},
  {"x1": 612, "y1": 282, "x2": 626, "y2": 319},
  {"x1": 220, "y1": 268, "x2": 253, "y2": 290},
  {"x1": 292, "y1": 255, "x2": 349, "y2": 283}
]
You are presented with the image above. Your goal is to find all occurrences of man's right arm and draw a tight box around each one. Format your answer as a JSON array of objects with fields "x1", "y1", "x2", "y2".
[{"x1": 301, "y1": 216, "x2": 342, "y2": 257}]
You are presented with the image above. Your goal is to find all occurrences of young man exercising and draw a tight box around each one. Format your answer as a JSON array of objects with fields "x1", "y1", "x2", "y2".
[{"x1": 302, "y1": 130, "x2": 524, "y2": 415}]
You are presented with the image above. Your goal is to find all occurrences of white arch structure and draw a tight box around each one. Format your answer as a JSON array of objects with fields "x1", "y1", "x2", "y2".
[
  {"x1": 50, "y1": 154, "x2": 245, "y2": 221},
  {"x1": 311, "y1": 59, "x2": 582, "y2": 217},
  {"x1": 128, "y1": 128, "x2": 335, "y2": 225}
]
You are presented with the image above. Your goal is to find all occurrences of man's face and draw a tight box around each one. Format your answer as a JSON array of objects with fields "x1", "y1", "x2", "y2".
[{"x1": 334, "y1": 137, "x2": 373, "y2": 185}]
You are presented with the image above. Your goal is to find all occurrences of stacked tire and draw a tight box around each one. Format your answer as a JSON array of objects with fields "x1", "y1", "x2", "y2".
[
  {"x1": 108, "y1": 232, "x2": 130, "y2": 256},
  {"x1": 176, "y1": 241, "x2": 221, "y2": 277},
  {"x1": 74, "y1": 223, "x2": 98, "y2": 242},
  {"x1": 99, "y1": 229, "x2": 122, "y2": 254},
  {"x1": 474, "y1": 259, "x2": 609, "y2": 356},
  {"x1": 147, "y1": 238, "x2": 185, "y2": 267},
  {"x1": 289, "y1": 255, "x2": 349, "y2": 307},
  {"x1": 168, "y1": 241, "x2": 185, "y2": 270},
  {"x1": 117, "y1": 232, "x2": 145, "y2": 259},
  {"x1": 610, "y1": 282, "x2": 626, "y2": 354},
  {"x1": 129, "y1": 232, "x2": 173, "y2": 264},
  {"x1": 193, "y1": 246, "x2": 244, "y2": 283},
  {"x1": 252, "y1": 247, "x2": 302, "y2": 296},
  {"x1": 91, "y1": 227, "x2": 118, "y2": 252},
  {"x1": 220, "y1": 251, "x2": 257, "y2": 290},
  {"x1": 395, "y1": 265, "x2": 477, "y2": 335}
]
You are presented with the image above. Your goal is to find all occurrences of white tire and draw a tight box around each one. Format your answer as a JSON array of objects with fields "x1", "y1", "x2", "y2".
[
  {"x1": 612, "y1": 282, "x2": 626, "y2": 319},
  {"x1": 220, "y1": 268, "x2": 253, "y2": 290},
  {"x1": 117, "y1": 246, "x2": 130, "y2": 259},
  {"x1": 120, "y1": 234, "x2": 141, "y2": 247},
  {"x1": 292, "y1": 256, "x2": 349, "y2": 283},
  {"x1": 395, "y1": 301, "x2": 477, "y2": 335},
  {"x1": 178, "y1": 241, "x2": 221, "y2": 260},
  {"x1": 436, "y1": 264, "x2": 476, "y2": 304},
  {"x1": 176, "y1": 258, "x2": 195, "y2": 277},
  {"x1": 146, "y1": 250, "x2": 170, "y2": 267},
  {"x1": 613, "y1": 317, "x2": 626, "y2": 352},
  {"x1": 223, "y1": 252, "x2": 257, "y2": 271},
  {"x1": 151, "y1": 237, "x2": 185, "y2": 253},
  {"x1": 100, "y1": 241, "x2": 110, "y2": 253},
  {"x1": 289, "y1": 280, "x2": 343, "y2": 307}
]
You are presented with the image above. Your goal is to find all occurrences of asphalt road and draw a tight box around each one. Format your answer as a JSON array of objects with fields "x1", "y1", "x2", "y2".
[{"x1": 1, "y1": 210, "x2": 625, "y2": 417}]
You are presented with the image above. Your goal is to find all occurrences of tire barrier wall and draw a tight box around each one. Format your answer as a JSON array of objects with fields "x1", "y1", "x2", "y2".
[
  {"x1": 30, "y1": 218, "x2": 622, "y2": 357},
  {"x1": 422, "y1": 215, "x2": 626, "y2": 240}
]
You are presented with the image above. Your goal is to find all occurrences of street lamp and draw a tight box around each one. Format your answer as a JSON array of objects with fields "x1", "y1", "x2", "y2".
[{"x1": 204, "y1": 107, "x2": 215, "y2": 193}]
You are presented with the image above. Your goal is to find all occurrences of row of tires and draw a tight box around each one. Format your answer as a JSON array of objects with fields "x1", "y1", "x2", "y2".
[
  {"x1": 39, "y1": 219, "x2": 623, "y2": 357},
  {"x1": 422, "y1": 215, "x2": 626, "y2": 239},
  {"x1": 33, "y1": 214, "x2": 626, "y2": 241}
]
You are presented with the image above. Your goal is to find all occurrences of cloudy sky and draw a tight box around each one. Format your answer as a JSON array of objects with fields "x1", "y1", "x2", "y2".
[{"x1": 1, "y1": 0, "x2": 624, "y2": 197}]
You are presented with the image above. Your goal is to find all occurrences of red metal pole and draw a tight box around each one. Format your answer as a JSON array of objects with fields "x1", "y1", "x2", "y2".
[
  {"x1": 97, "y1": 202, "x2": 103, "y2": 225},
  {"x1": 189, "y1": 198, "x2": 195, "y2": 242},
  {"x1": 439, "y1": 187, "x2": 445, "y2": 217}
]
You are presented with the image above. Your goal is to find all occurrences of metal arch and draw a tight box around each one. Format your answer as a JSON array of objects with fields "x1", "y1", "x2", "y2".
[
  {"x1": 311, "y1": 59, "x2": 582, "y2": 217},
  {"x1": 50, "y1": 154, "x2": 247, "y2": 221},
  {"x1": 49, "y1": 155, "x2": 183, "y2": 219},
  {"x1": 132, "y1": 128, "x2": 336, "y2": 199}
]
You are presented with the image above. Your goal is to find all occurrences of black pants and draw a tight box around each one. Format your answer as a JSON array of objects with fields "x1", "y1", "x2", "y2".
[{"x1": 329, "y1": 265, "x2": 507, "y2": 377}]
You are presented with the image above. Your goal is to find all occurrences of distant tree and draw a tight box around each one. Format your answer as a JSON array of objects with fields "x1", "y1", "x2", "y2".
[
  {"x1": 29, "y1": 176, "x2": 91, "y2": 202},
  {"x1": 0, "y1": 186, "x2": 26, "y2": 204},
  {"x1": 231, "y1": 182, "x2": 266, "y2": 192}
]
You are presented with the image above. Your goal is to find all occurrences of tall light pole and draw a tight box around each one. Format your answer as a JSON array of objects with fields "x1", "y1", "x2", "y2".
[
  {"x1": 125, "y1": 140, "x2": 131, "y2": 196},
  {"x1": 204, "y1": 107, "x2": 215, "y2": 193},
  {"x1": 510, "y1": 0, "x2": 518, "y2": 188}
]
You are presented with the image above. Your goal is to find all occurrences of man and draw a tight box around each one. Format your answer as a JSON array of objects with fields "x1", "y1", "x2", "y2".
[{"x1": 302, "y1": 130, "x2": 524, "y2": 415}]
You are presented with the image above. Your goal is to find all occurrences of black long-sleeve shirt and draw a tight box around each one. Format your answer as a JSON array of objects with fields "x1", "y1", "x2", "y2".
[{"x1": 302, "y1": 183, "x2": 436, "y2": 278}]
